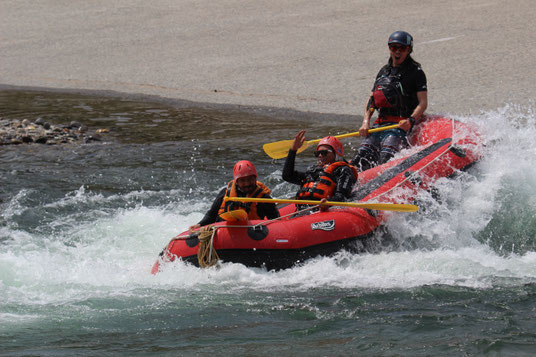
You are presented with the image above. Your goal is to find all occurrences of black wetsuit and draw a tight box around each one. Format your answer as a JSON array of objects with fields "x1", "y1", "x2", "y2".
[
  {"x1": 282, "y1": 149, "x2": 356, "y2": 203},
  {"x1": 197, "y1": 186, "x2": 279, "y2": 226}
]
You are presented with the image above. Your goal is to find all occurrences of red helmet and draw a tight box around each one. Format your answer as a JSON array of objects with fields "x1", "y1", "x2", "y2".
[
  {"x1": 317, "y1": 136, "x2": 343, "y2": 157},
  {"x1": 233, "y1": 160, "x2": 257, "y2": 180}
]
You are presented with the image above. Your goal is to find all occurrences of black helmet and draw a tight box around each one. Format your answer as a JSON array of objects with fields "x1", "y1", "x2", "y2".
[{"x1": 388, "y1": 31, "x2": 413, "y2": 48}]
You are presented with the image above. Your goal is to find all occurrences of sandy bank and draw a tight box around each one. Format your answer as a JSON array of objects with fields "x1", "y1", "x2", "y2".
[{"x1": 1, "y1": 0, "x2": 535, "y2": 117}]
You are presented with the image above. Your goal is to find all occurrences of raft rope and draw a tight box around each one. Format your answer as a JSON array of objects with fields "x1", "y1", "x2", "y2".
[
  {"x1": 196, "y1": 225, "x2": 219, "y2": 268},
  {"x1": 370, "y1": 117, "x2": 457, "y2": 202}
]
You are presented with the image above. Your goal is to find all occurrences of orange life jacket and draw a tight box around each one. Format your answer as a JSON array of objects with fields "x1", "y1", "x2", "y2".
[
  {"x1": 296, "y1": 162, "x2": 358, "y2": 200},
  {"x1": 217, "y1": 180, "x2": 272, "y2": 220}
]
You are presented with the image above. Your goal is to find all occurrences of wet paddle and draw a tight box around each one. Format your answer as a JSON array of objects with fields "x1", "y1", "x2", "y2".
[
  {"x1": 219, "y1": 209, "x2": 248, "y2": 222},
  {"x1": 225, "y1": 197, "x2": 418, "y2": 212},
  {"x1": 262, "y1": 124, "x2": 400, "y2": 159}
]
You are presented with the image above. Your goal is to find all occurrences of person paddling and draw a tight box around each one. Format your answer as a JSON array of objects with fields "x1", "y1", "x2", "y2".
[
  {"x1": 189, "y1": 160, "x2": 279, "y2": 230},
  {"x1": 283, "y1": 131, "x2": 357, "y2": 211},
  {"x1": 351, "y1": 30, "x2": 428, "y2": 171}
]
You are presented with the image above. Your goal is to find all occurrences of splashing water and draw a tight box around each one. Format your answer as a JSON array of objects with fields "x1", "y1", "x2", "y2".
[{"x1": 2, "y1": 105, "x2": 535, "y2": 297}]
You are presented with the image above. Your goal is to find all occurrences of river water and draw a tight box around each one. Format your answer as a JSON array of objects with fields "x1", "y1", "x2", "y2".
[{"x1": 1, "y1": 90, "x2": 535, "y2": 356}]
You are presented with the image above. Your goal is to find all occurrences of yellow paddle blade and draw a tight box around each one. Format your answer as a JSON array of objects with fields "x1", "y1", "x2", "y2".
[
  {"x1": 224, "y1": 196, "x2": 418, "y2": 212},
  {"x1": 219, "y1": 209, "x2": 248, "y2": 222},
  {"x1": 262, "y1": 124, "x2": 400, "y2": 159},
  {"x1": 262, "y1": 140, "x2": 311, "y2": 159}
]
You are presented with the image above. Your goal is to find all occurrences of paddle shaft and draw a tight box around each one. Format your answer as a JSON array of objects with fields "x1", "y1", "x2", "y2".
[
  {"x1": 304, "y1": 123, "x2": 400, "y2": 147},
  {"x1": 224, "y1": 197, "x2": 418, "y2": 212}
]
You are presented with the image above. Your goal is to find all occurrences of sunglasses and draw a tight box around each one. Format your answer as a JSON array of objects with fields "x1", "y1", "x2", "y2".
[
  {"x1": 389, "y1": 45, "x2": 409, "y2": 51},
  {"x1": 314, "y1": 149, "x2": 334, "y2": 157}
]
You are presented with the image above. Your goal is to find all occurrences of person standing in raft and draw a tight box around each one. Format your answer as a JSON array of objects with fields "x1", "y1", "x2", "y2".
[
  {"x1": 351, "y1": 30, "x2": 428, "y2": 171},
  {"x1": 189, "y1": 160, "x2": 279, "y2": 230},
  {"x1": 283, "y1": 131, "x2": 358, "y2": 211}
]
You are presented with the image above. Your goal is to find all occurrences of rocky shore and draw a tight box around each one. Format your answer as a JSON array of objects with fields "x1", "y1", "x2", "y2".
[{"x1": 0, "y1": 118, "x2": 107, "y2": 145}]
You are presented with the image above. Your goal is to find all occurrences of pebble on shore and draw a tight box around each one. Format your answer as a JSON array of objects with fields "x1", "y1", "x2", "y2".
[{"x1": 0, "y1": 118, "x2": 107, "y2": 145}]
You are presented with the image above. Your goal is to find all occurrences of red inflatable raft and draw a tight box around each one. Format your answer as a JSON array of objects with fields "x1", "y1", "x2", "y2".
[{"x1": 151, "y1": 115, "x2": 482, "y2": 273}]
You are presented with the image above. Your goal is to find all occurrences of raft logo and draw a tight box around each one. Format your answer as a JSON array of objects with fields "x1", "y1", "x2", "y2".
[{"x1": 311, "y1": 220, "x2": 335, "y2": 231}]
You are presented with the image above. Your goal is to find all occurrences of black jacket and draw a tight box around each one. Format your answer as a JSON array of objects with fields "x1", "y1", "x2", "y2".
[{"x1": 282, "y1": 149, "x2": 356, "y2": 202}]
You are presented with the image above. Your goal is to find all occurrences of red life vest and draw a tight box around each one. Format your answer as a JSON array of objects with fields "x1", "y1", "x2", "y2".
[
  {"x1": 296, "y1": 162, "x2": 358, "y2": 200},
  {"x1": 377, "y1": 115, "x2": 407, "y2": 125},
  {"x1": 372, "y1": 75, "x2": 407, "y2": 125},
  {"x1": 372, "y1": 75, "x2": 404, "y2": 109},
  {"x1": 217, "y1": 180, "x2": 272, "y2": 220}
]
